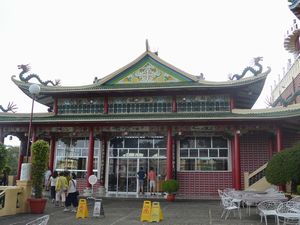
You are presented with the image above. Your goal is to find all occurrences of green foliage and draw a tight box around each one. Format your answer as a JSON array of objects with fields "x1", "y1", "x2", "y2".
[
  {"x1": 162, "y1": 179, "x2": 179, "y2": 194},
  {"x1": 0, "y1": 143, "x2": 8, "y2": 172},
  {"x1": 297, "y1": 185, "x2": 300, "y2": 195},
  {"x1": 31, "y1": 140, "x2": 49, "y2": 198},
  {"x1": 6, "y1": 146, "x2": 19, "y2": 175},
  {"x1": 266, "y1": 142, "x2": 300, "y2": 185},
  {"x1": 3, "y1": 166, "x2": 11, "y2": 175}
]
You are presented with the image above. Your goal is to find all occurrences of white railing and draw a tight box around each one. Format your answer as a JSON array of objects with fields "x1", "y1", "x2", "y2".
[
  {"x1": 271, "y1": 56, "x2": 300, "y2": 102},
  {"x1": 244, "y1": 163, "x2": 272, "y2": 191}
]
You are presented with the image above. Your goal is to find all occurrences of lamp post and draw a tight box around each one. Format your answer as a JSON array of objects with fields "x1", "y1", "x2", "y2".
[{"x1": 25, "y1": 83, "x2": 40, "y2": 163}]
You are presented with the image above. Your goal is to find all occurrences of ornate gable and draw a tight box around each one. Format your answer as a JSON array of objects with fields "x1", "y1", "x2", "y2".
[{"x1": 103, "y1": 52, "x2": 196, "y2": 85}]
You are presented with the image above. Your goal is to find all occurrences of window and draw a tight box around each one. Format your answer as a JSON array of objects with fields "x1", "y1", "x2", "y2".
[
  {"x1": 108, "y1": 96, "x2": 172, "y2": 114},
  {"x1": 55, "y1": 138, "x2": 100, "y2": 178},
  {"x1": 177, "y1": 95, "x2": 230, "y2": 112},
  {"x1": 179, "y1": 136, "x2": 229, "y2": 171},
  {"x1": 108, "y1": 137, "x2": 166, "y2": 159},
  {"x1": 58, "y1": 98, "x2": 104, "y2": 114}
]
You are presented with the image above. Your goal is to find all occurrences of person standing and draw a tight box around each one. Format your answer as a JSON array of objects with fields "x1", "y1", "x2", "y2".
[
  {"x1": 48, "y1": 171, "x2": 58, "y2": 203},
  {"x1": 55, "y1": 171, "x2": 68, "y2": 207},
  {"x1": 148, "y1": 167, "x2": 157, "y2": 196},
  {"x1": 137, "y1": 167, "x2": 146, "y2": 195},
  {"x1": 44, "y1": 167, "x2": 52, "y2": 191},
  {"x1": 64, "y1": 172, "x2": 78, "y2": 212},
  {"x1": 1, "y1": 170, "x2": 8, "y2": 186}
]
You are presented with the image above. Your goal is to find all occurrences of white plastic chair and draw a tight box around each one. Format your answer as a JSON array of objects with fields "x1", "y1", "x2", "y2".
[
  {"x1": 290, "y1": 196, "x2": 300, "y2": 203},
  {"x1": 242, "y1": 192, "x2": 259, "y2": 216},
  {"x1": 257, "y1": 200, "x2": 281, "y2": 225},
  {"x1": 276, "y1": 202, "x2": 300, "y2": 225},
  {"x1": 220, "y1": 196, "x2": 241, "y2": 220},
  {"x1": 25, "y1": 215, "x2": 49, "y2": 225}
]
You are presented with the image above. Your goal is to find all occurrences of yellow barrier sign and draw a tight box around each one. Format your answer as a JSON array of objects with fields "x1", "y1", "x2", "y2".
[
  {"x1": 150, "y1": 201, "x2": 163, "y2": 222},
  {"x1": 76, "y1": 199, "x2": 89, "y2": 219},
  {"x1": 140, "y1": 200, "x2": 152, "y2": 222}
]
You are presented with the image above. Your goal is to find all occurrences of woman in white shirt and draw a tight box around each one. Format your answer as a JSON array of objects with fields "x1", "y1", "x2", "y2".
[
  {"x1": 64, "y1": 172, "x2": 79, "y2": 212},
  {"x1": 49, "y1": 171, "x2": 58, "y2": 203}
]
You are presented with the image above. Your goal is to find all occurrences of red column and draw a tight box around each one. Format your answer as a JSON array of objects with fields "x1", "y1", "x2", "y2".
[
  {"x1": 233, "y1": 130, "x2": 241, "y2": 190},
  {"x1": 53, "y1": 97, "x2": 58, "y2": 115},
  {"x1": 87, "y1": 127, "x2": 95, "y2": 188},
  {"x1": 172, "y1": 96, "x2": 177, "y2": 112},
  {"x1": 100, "y1": 135, "x2": 107, "y2": 186},
  {"x1": 276, "y1": 127, "x2": 285, "y2": 191},
  {"x1": 166, "y1": 126, "x2": 173, "y2": 180},
  {"x1": 29, "y1": 127, "x2": 37, "y2": 163},
  {"x1": 231, "y1": 139, "x2": 235, "y2": 188},
  {"x1": 230, "y1": 96, "x2": 235, "y2": 110},
  {"x1": 276, "y1": 127, "x2": 283, "y2": 152},
  {"x1": 49, "y1": 136, "x2": 56, "y2": 172},
  {"x1": 32, "y1": 127, "x2": 37, "y2": 142},
  {"x1": 104, "y1": 96, "x2": 108, "y2": 114},
  {"x1": 0, "y1": 128, "x2": 4, "y2": 144},
  {"x1": 268, "y1": 137, "x2": 273, "y2": 159}
]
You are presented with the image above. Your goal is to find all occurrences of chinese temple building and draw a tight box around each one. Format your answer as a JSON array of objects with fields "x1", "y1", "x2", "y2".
[{"x1": 1, "y1": 46, "x2": 300, "y2": 199}]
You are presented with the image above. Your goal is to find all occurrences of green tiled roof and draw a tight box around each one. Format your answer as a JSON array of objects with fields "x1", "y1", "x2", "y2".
[{"x1": 11, "y1": 51, "x2": 271, "y2": 110}]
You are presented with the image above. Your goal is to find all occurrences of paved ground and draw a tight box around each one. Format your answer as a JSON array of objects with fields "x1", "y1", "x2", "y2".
[{"x1": 1, "y1": 197, "x2": 276, "y2": 225}]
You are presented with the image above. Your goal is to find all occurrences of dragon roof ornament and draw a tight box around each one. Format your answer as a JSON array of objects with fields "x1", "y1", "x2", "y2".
[
  {"x1": 228, "y1": 57, "x2": 268, "y2": 80},
  {"x1": 16, "y1": 64, "x2": 60, "y2": 86},
  {"x1": 0, "y1": 102, "x2": 17, "y2": 113}
]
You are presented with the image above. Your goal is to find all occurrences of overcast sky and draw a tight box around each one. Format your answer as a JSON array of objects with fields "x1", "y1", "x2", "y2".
[{"x1": 0, "y1": 0, "x2": 296, "y2": 144}]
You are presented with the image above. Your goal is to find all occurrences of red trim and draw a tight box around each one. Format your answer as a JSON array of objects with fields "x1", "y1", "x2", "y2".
[
  {"x1": 49, "y1": 136, "x2": 56, "y2": 172},
  {"x1": 87, "y1": 127, "x2": 94, "y2": 188},
  {"x1": 166, "y1": 126, "x2": 173, "y2": 180}
]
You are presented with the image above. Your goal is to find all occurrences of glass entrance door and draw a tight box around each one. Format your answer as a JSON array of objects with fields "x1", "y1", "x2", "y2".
[
  {"x1": 128, "y1": 159, "x2": 137, "y2": 192},
  {"x1": 107, "y1": 137, "x2": 167, "y2": 194}
]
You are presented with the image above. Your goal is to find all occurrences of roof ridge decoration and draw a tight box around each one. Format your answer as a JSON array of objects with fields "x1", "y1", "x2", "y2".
[
  {"x1": 0, "y1": 102, "x2": 17, "y2": 113},
  {"x1": 228, "y1": 57, "x2": 268, "y2": 80},
  {"x1": 100, "y1": 51, "x2": 198, "y2": 85},
  {"x1": 14, "y1": 64, "x2": 60, "y2": 86}
]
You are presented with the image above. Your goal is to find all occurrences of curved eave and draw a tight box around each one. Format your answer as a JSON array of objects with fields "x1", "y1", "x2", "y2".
[
  {"x1": 11, "y1": 68, "x2": 270, "y2": 109},
  {"x1": 284, "y1": 29, "x2": 300, "y2": 53},
  {"x1": 289, "y1": 0, "x2": 300, "y2": 20},
  {"x1": 1, "y1": 102, "x2": 299, "y2": 126}
]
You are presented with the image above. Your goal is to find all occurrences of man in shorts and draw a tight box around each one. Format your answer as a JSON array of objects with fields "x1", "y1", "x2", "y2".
[
  {"x1": 137, "y1": 167, "x2": 146, "y2": 195},
  {"x1": 148, "y1": 167, "x2": 157, "y2": 196}
]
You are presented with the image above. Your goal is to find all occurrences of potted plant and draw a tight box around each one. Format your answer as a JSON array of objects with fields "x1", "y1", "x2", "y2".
[
  {"x1": 28, "y1": 140, "x2": 49, "y2": 214},
  {"x1": 162, "y1": 179, "x2": 179, "y2": 201}
]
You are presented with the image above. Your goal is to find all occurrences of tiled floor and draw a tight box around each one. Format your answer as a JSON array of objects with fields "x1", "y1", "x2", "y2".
[{"x1": 1, "y1": 198, "x2": 276, "y2": 225}]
